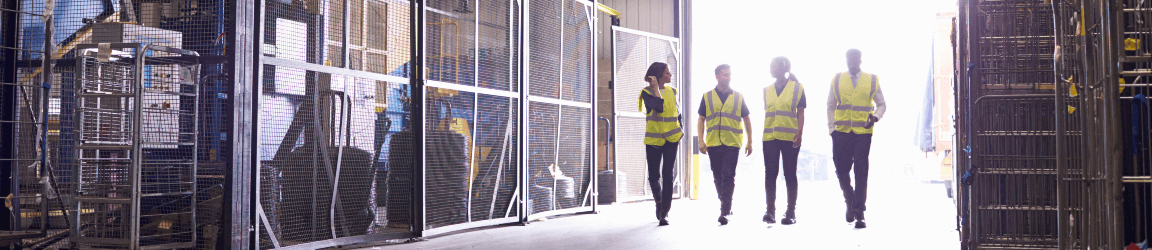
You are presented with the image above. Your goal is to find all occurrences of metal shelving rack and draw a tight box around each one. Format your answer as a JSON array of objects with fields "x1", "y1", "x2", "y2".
[{"x1": 71, "y1": 43, "x2": 199, "y2": 249}]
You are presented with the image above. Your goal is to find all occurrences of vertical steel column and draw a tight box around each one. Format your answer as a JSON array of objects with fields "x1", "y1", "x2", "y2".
[
  {"x1": 469, "y1": 0, "x2": 479, "y2": 223},
  {"x1": 963, "y1": 0, "x2": 979, "y2": 246},
  {"x1": 0, "y1": 0, "x2": 21, "y2": 233},
  {"x1": 518, "y1": 0, "x2": 531, "y2": 223},
  {"x1": 412, "y1": 0, "x2": 427, "y2": 235},
  {"x1": 679, "y1": 0, "x2": 692, "y2": 200},
  {"x1": 1051, "y1": 1, "x2": 1068, "y2": 248},
  {"x1": 1102, "y1": 0, "x2": 1125, "y2": 246},
  {"x1": 227, "y1": 0, "x2": 258, "y2": 245},
  {"x1": 590, "y1": 0, "x2": 600, "y2": 213}
]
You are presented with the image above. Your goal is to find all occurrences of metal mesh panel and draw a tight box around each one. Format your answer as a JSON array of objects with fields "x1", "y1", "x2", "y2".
[
  {"x1": 527, "y1": 0, "x2": 562, "y2": 98},
  {"x1": 426, "y1": 0, "x2": 476, "y2": 86},
  {"x1": 423, "y1": 88, "x2": 474, "y2": 229},
  {"x1": 477, "y1": 0, "x2": 518, "y2": 92},
  {"x1": 526, "y1": 101, "x2": 558, "y2": 214},
  {"x1": 973, "y1": 0, "x2": 1054, "y2": 95},
  {"x1": 258, "y1": 66, "x2": 412, "y2": 248},
  {"x1": 614, "y1": 116, "x2": 647, "y2": 200},
  {"x1": 971, "y1": 96, "x2": 1057, "y2": 248},
  {"x1": 611, "y1": 31, "x2": 646, "y2": 111},
  {"x1": 556, "y1": 106, "x2": 591, "y2": 209},
  {"x1": 560, "y1": 1, "x2": 590, "y2": 103},
  {"x1": 469, "y1": 95, "x2": 519, "y2": 220}
]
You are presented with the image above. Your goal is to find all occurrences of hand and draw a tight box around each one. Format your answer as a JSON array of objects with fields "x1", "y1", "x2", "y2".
[
  {"x1": 647, "y1": 76, "x2": 659, "y2": 87},
  {"x1": 864, "y1": 115, "x2": 879, "y2": 129},
  {"x1": 744, "y1": 144, "x2": 753, "y2": 157},
  {"x1": 792, "y1": 134, "x2": 803, "y2": 148},
  {"x1": 699, "y1": 141, "x2": 708, "y2": 155}
]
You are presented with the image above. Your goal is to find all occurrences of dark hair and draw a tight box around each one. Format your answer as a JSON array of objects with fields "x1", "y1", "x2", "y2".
[
  {"x1": 846, "y1": 49, "x2": 862, "y2": 57},
  {"x1": 714, "y1": 64, "x2": 730, "y2": 75},
  {"x1": 770, "y1": 57, "x2": 790, "y2": 71},
  {"x1": 644, "y1": 62, "x2": 668, "y2": 82}
]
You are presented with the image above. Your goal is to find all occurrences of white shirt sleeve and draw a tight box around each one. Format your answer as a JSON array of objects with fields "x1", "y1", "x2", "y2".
[
  {"x1": 827, "y1": 76, "x2": 839, "y2": 134},
  {"x1": 873, "y1": 79, "x2": 887, "y2": 120}
]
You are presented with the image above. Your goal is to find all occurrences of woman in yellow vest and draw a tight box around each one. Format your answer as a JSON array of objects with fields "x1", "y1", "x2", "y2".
[
  {"x1": 696, "y1": 64, "x2": 753, "y2": 225},
  {"x1": 761, "y1": 57, "x2": 805, "y2": 225},
  {"x1": 638, "y1": 62, "x2": 682, "y2": 226}
]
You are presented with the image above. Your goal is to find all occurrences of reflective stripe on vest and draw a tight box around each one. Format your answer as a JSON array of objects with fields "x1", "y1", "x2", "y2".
[
  {"x1": 763, "y1": 80, "x2": 803, "y2": 141},
  {"x1": 833, "y1": 72, "x2": 877, "y2": 134},
  {"x1": 704, "y1": 89, "x2": 745, "y2": 147},
  {"x1": 641, "y1": 86, "x2": 682, "y2": 146}
]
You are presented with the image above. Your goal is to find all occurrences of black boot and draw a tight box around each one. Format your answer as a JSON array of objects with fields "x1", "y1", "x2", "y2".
[
  {"x1": 655, "y1": 200, "x2": 664, "y2": 221},
  {"x1": 762, "y1": 212, "x2": 776, "y2": 224},
  {"x1": 658, "y1": 200, "x2": 671, "y2": 226},
  {"x1": 781, "y1": 210, "x2": 796, "y2": 225}
]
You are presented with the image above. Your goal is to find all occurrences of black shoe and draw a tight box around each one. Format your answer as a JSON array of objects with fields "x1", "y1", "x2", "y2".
[
  {"x1": 762, "y1": 213, "x2": 776, "y2": 224},
  {"x1": 718, "y1": 215, "x2": 729, "y2": 225},
  {"x1": 659, "y1": 218, "x2": 670, "y2": 226},
  {"x1": 655, "y1": 201, "x2": 665, "y2": 220},
  {"x1": 855, "y1": 220, "x2": 867, "y2": 228},
  {"x1": 781, "y1": 211, "x2": 796, "y2": 225},
  {"x1": 846, "y1": 209, "x2": 855, "y2": 223}
]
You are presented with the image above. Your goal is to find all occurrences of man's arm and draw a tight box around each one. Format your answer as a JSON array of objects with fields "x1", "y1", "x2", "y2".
[
  {"x1": 827, "y1": 78, "x2": 838, "y2": 134},
  {"x1": 697, "y1": 116, "x2": 708, "y2": 154},
  {"x1": 872, "y1": 84, "x2": 887, "y2": 121},
  {"x1": 742, "y1": 115, "x2": 753, "y2": 156},
  {"x1": 793, "y1": 107, "x2": 805, "y2": 147}
]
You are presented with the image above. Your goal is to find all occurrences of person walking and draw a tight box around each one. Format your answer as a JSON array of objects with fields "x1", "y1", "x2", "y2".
[
  {"x1": 761, "y1": 57, "x2": 805, "y2": 225},
  {"x1": 639, "y1": 62, "x2": 682, "y2": 226},
  {"x1": 697, "y1": 64, "x2": 754, "y2": 225},
  {"x1": 827, "y1": 49, "x2": 886, "y2": 229}
]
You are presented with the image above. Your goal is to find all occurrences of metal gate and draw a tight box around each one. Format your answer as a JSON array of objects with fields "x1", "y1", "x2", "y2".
[
  {"x1": 523, "y1": 0, "x2": 597, "y2": 219},
  {"x1": 611, "y1": 26, "x2": 682, "y2": 203}
]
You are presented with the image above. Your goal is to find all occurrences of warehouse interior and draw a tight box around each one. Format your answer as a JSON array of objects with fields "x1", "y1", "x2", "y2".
[{"x1": 1, "y1": 0, "x2": 1151, "y2": 249}]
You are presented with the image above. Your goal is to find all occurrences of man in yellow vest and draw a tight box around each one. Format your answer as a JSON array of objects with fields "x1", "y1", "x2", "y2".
[
  {"x1": 638, "y1": 62, "x2": 682, "y2": 226},
  {"x1": 826, "y1": 49, "x2": 886, "y2": 229},
  {"x1": 761, "y1": 57, "x2": 805, "y2": 225},
  {"x1": 696, "y1": 64, "x2": 754, "y2": 225}
]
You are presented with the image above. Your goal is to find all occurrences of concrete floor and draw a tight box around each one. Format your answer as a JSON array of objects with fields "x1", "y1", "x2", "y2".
[{"x1": 361, "y1": 168, "x2": 960, "y2": 249}]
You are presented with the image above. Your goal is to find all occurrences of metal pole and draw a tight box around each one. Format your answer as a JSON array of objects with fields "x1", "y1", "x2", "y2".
[
  {"x1": 519, "y1": 0, "x2": 531, "y2": 222},
  {"x1": 412, "y1": 0, "x2": 427, "y2": 235}
]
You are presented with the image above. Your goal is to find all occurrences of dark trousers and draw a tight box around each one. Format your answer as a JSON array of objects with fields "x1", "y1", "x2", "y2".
[
  {"x1": 707, "y1": 145, "x2": 740, "y2": 215},
  {"x1": 763, "y1": 140, "x2": 799, "y2": 215},
  {"x1": 645, "y1": 141, "x2": 679, "y2": 203},
  {"x1": 832, "y1": 131, "x2": 872, "y2": 214}
]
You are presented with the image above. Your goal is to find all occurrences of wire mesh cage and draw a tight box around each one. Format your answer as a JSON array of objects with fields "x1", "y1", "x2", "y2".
[
  {"x1": 971, "y1": 95, "x2": 1058, "y2": 248},
  {"x1": 70, "y1": 43, "x2": 198, "y2": 249}
]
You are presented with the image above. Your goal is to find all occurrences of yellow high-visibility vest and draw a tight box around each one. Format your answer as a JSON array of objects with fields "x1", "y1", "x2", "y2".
[
  {"x1": 763, "y1": 81, "x2": 803, "y2": 141},
  {"x1": 832, "y1": 72, "x2": 877, "y2": 134},
  {"x1": 638, "y1": 86, "x2": 682, "y2": 146},
  {"x1": 704, "y1": 89, "x2": 745, "y2": 147}
]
